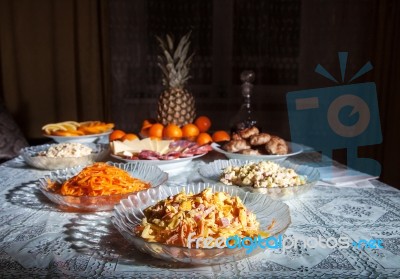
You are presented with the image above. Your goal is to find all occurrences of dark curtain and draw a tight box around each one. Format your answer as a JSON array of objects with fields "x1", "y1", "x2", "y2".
[
  {"x1": 370, "y1": 0, "x2": 400, "y2": 187},
  {"x1": 0, "y1": 0, "x2": 111, "y2": 139}
]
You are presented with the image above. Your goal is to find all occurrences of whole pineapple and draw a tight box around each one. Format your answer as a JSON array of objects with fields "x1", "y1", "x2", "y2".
[{"x1": 156, "y1": 32, "x2": 196, "y2": 126}]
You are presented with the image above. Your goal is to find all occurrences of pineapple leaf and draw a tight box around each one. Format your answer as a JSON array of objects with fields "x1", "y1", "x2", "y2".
[
  {"x1": 181, "y1": 67, "x2": 189, "y2": 77},
  {"x1": 166, "y1": 34, "x2": 174, "y2": 51},
  {"x1": 182, "y1": 31, "x2": 192, "y2": 46},
  {"x1": 170, "y1": 80, "x2": 178, "y2": 88},
  {"x1": 181, "y1": 76, "x2": 191, "y2": 84},
  {"x1": 157, "y1": 62, "x2": 169, "y2": 78},
  {"x1": 174, "y1": 32, "x2": 191, "y2": 60},
  {"x1": 156, "y1": 31, "x2": 194, "y2": 89},
  {"x1": 163, "y1": 50, "x2": 174, "y2": 64},
  {"x1": 170, "y1": 68, "x2": 177, "y2": 76},
  {"x1": 176, "y1": 58, "x2": 185, "y2": 73},
  {"x1": 157, "y1": 55, "x2": 166, "y2": 66},
  {"x1": 173, "y1": 45, "x2": 182, "y2": 61},
  {"x1": 184, "y1": 53, "x2": 195, "y2": 68},
  {"x1": 180, "y1": 42, "x2": 190, "y2": 63},
  {"x1": 155, "y1": 36, "x2": 168, "y2": 52},
  {"x1": 166, "y1": 63, "x2": 174, "y2": 71}
]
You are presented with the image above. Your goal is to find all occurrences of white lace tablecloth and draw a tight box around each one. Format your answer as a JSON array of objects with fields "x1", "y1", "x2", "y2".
[{"x1": 1, "y1": 152, "x2": 400, "y2": 278}]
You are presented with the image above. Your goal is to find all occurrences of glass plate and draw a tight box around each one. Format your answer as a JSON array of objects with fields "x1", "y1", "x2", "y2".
[
  {"x1": 112, "y1": 183, "x2": 291, "y2": 265},
  {"x1": 21, "y1": 143, "x2": 109, "y2": 170},
  {"x1": 36, "y1": 161, "x2": 168, "y2": 212},
  {"x1": 211, "y1": 142, "x2": 303, "y2": 162},
  {"x1": 198, "y1": 159, "x2": 320, "y2": 200},
  {"x1": 110, "y1": 153, "x2": 206, "y2": 173},
  {"x1": 44, "y1": 130, "x2": 112, "y2": 143}
]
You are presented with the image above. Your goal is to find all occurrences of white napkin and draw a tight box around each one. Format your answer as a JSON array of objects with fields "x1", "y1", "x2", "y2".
[{"x1": 316, "y1": 165, "x2": 378, "y2": 188}]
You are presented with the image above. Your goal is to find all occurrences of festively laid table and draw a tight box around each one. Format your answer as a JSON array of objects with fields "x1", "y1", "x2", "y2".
[{"x1": 1, "y1": 149, "x2": 400, "y2": 278}]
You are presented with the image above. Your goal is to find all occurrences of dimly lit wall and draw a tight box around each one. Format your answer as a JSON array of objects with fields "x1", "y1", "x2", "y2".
[{"x1": 1, "y1": 0, "x2": 399, "y2": 187}]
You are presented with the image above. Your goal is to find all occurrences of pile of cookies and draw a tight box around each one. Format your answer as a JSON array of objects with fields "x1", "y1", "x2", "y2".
[{"x1": 222, "y1": 126, "x2": 289, "y2": 155}]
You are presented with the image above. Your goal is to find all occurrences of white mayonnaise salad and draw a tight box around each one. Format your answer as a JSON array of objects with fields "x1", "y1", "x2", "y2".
[
  {"x1": 220, "y1": 161, "x2": 306, "y2": 188},
  {"x1": 39, "y1": 143, "x2": 92, "y2": 158}
]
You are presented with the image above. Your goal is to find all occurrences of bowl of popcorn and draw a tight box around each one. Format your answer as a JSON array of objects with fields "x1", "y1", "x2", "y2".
[
  {"x1": 198, "y1": 159, "x2": 320, "y2": 200},
  {"x1": 21, "y1": 142, "x2": 109, "y2": 170}
]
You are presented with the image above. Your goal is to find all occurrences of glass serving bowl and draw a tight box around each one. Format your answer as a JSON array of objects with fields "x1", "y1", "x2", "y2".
[
  {"x1": 36, "y1": 161, "x2": 168, "y2": 212},
  {"x1": 198, "y1": 159, "x2": 320, "y2": 200},
  {"x1": 21, "y1": 143, "x2": 109, "y2": 170},
  {"x1": 111, "y1": 183, "x2": 291, "y2": 265}
]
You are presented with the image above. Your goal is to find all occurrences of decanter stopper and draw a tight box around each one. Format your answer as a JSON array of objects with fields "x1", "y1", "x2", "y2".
[
  {"x1": 231, "y1": 70, "x2": 257, "y2": 132},
  {"x1": 240, "y1": 70, "x2": 255, "y2": 99}
]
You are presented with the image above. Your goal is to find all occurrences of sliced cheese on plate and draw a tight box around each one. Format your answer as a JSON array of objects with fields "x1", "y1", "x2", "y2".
[{"x1": 110, "y1": 138, "x2": 173, "y2": 155}]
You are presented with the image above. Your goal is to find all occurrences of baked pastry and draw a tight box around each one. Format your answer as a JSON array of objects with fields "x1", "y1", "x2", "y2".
[
  {"x1": 238, "y1": 126, "x2": 259, "y2": 139},
  {"x1": 249, "y1": 133, "x2": 271, "y2": 146},
  {"x1": 222, "y1": 140, "x2": 251, "y2": 153},
  {"x1": 231, "y1": 133, "x2": 243, "y2": 141},
  {"x1": 221, "y1": 125, "x2": 289, "y2": 155},
  {"x1": 266, "y1": 136, "x2": 288, "y2": 155},
  {"x1": 238, "y1": 149, "x2": 261, "y2": 155}
]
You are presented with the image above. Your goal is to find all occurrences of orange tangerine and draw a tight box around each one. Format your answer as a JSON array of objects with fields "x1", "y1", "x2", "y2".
[
  {"x1": 181, "y1": 123, "x2": 200, "y2": 141},
  {"x1": 148, "y1": 123, "x2": 164, "y2": 139},
  {"x1": 163, "y1": 124, "x2": 183, "y2": 140},
  {"x1": 196, "y1": 132, "x2": 213, "y2": 146},
  {"x1": 142, "y1": 119, "x2": 155, "y2": 129},
  {"x1": 109, "y1": 129, "x2": 126, "y2": 141},
  {"x1": 121, "y1": 133, "x2": 139, "y2": 141},
  {"x1": 212, "y1": 130, "x2": 231, "y2": 142},
  {"x1": 194, "y1": 116, "x2": 211, "y2": 133},
  {"x1": 141, "y1": 119, "x2": 156, "y2": 137},
  {"x1": 140, "y1": 128, "x2": 149, "y2": 137}
]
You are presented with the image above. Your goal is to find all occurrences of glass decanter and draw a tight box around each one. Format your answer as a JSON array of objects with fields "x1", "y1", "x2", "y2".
[{"x1": 231, "y1": 70, "x2": 258, "y2": 132}]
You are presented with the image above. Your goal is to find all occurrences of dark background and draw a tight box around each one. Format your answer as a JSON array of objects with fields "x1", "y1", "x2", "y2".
[{"x1": 1, "y1": 0, "x2": 399, "y2": 187}]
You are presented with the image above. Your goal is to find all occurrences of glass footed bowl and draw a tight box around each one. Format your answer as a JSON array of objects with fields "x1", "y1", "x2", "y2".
[
  {"x1": 36, "y1": 161, "x2": 168, "y2": 212},
  {"x1": 112, "y1": 183, "x2": 291, "y2": 265},
  {"x1": 198, "y1": 159, "x2": 320, "y2": 200},
  {"x1": 21, "y1": 143, "x2": 109, "y2": 170}
]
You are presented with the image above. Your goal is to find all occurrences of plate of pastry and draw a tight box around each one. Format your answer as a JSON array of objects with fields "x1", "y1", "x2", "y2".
[{"x1": 211, "y1": 126, "x2": 303, "y2": 162}]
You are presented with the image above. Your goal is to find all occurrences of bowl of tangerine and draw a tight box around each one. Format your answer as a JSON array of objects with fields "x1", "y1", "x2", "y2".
[{"x1": 109, "y1": 115, "x2": 231, "y2": 146}]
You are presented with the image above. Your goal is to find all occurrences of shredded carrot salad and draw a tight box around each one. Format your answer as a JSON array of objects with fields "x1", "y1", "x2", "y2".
[
  {"x1": 134, "y1": 188, "x2": 266, "y2": 247},
  {"x1": 49, "y1": 162, "x2": 150, "y2": 196}
]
